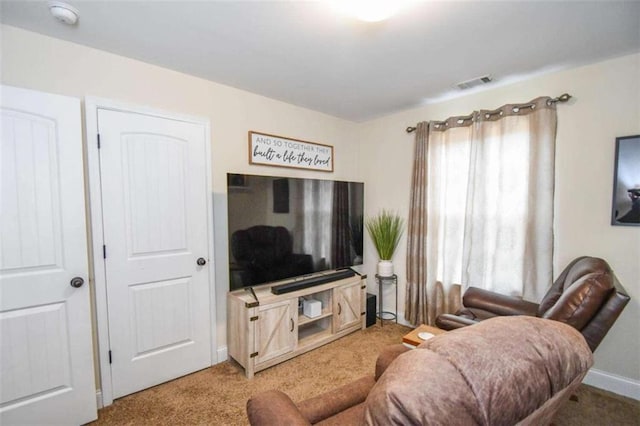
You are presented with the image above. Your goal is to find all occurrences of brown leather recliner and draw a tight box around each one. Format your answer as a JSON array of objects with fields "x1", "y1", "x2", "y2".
[
  {"x1": 247, "y1": 317, "x2": 594, "y2": 425},
  {"x1": 436, "y1": 256, "x2": 630, "y2": 352}
]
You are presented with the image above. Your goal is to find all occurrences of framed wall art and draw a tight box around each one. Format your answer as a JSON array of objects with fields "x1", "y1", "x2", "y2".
[
  {"x1": 248, "y1": 131, "x2": 333, "y2": 172},
  {"x1": 611, "y1": 134, "x2": 640, "y2": 226}
]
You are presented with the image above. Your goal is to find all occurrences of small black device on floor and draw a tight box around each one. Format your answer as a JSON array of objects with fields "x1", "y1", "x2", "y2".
[{"x1": 366, "y1": 293, "x2": 376, "y2": 327}]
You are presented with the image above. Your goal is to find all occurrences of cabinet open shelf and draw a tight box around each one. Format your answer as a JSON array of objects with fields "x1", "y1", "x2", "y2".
[
  {"x1": 298, "y1": 311, "x2": 332, "y2": 326},
  {"x1": 298, "y1": 322, "x2": 332, "y2": 347}
]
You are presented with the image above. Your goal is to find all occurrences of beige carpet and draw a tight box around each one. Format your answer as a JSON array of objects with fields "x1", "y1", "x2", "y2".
[{"x1": 92, "y1": 323, "x2": 639, "y2": 425}]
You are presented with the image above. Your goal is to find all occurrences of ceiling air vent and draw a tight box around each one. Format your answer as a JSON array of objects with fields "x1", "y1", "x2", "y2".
[{"x1": 456, "y1": 75, "x2": 493, "y2": 90}]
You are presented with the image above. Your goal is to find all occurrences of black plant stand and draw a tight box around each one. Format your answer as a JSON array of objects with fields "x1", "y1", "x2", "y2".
[{"x1": 375, "y1": 274, "x2": 397, "y2": 326}]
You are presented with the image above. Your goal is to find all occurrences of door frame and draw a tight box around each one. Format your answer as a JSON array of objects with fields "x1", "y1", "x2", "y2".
[{"x1": 84, "y1": 97, "x2": 216, "y2": 407}]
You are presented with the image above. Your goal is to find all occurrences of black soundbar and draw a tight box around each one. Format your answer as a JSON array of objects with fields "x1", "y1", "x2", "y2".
[{"x1": 271, "y1": 269, "x2": 356, "y2": 295}]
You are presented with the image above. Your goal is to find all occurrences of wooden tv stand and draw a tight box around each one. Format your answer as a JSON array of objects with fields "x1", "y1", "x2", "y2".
[{"x1": 227, "y1": 272, "x2": 367, "y2": 378}]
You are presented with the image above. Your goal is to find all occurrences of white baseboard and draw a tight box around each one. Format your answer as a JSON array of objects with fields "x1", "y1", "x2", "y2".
[
  {"x1": 396, "y1": 317, "x2": 412, "y2": 328},
  {"x1": 583, "y1": 368, "x2": 640, "y2": 400},
  {"x1": 216, "y1": 346, "x2": 228, "y2": 364},
  {"x1": 96, "y1": 389, "x2": 103, "y2": 409}
]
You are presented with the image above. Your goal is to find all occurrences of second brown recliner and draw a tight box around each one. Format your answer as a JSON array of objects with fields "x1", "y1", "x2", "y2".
[{"x1": 435, "y1": 256, "x2": 630, "y2": 351}]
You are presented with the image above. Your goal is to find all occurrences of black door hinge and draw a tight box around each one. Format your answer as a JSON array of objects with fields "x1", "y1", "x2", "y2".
[
  {"x1": 103, "y1": 245, "x2": 107, "y2": 259},
  {"x1": 108, "y1": 350, "x2": 112, "y2": 364},
  {"x1": 249, "y1": 352, "x2": 258, "y2": 358},
  {"x1": 97, "y1": 133, "x2": 101, "y2": 149}
]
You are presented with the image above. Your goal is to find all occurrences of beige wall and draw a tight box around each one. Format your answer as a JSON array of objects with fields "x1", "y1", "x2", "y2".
[
  {"x1": 357, "y1": 53, "x2": 640, "y2": 380},
  {"x1": 2, "y1": 24, "x2": 638, "y2": 385},
  {"x1": 0, "y1": 25, "x2": 360, "y2": 357}
]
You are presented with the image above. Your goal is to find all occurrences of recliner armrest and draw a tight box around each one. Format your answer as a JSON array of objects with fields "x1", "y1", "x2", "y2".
[
  {"x1": 435, "y1": 313, "x2": 479, "y2": 330},
  {"x1": 297, "y1": 376, "x2": 375, "y2": 424},
  {"x1": 247, "y1": 390, "x2": 311, "y2": 426},
  {"x1": 462, "y1": 287, "x2": 539, "y2": 317},
  {"x1": 375, "y1": 344, "x2": 410, "y2": 380}
]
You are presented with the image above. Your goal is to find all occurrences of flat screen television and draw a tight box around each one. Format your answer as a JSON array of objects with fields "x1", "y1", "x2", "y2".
[{"x1": 227, "y1": 173, "x2": 364, "y2": 291}]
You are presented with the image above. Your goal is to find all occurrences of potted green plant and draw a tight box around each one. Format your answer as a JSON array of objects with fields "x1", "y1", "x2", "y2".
[{"x1": 365, "y1": 210, "x2": 405, "y2": 277}]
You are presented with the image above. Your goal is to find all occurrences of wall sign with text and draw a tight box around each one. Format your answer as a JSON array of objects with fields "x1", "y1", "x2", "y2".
[{"x1": 249, "y1": 131, "x2": 334, "y2": 172}]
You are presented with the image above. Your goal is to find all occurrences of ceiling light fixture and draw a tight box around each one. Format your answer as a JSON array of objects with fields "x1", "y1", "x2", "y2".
[
  {"x1": 48, "y1": 1, "x2": 79, "y2": 25},
  {"x1": 330, "y1": 0, "x2": 406, "y2": 23}
]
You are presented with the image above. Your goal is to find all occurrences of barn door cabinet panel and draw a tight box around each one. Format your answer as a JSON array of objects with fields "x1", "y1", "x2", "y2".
[
  {"x1": 227, "y1": 274, "x2": 366, "y2": 378},
  {"x1": 334, "y1": 280, "x2": 364, "y2": 332},
  {"x1": 254, "y1": 299, "x2": 297, "y2": 366}
]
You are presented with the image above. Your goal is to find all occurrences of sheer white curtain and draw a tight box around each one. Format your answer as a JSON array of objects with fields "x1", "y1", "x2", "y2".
[
  {"x1": 424, "y1": 125, "x2": 471, "y2": 323},
  {"x1": 407, "y1": 97, "x2": 557, "y2": 325},
  {"x1": 463, "y1": 101, "x2": 556, "y2": 300}
]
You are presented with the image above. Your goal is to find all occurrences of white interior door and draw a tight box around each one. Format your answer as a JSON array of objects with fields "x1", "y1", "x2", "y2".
[
  {"x1": 0, "y1": 86, "x2": 97, "y2": 424},
  {"x1": 97, "y1": 108, "x2": 212, "y2": 399}
]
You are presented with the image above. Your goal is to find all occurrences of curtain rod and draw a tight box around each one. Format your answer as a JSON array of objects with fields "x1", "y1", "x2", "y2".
[{"x1": 405, "y1": 93, "x2": 572, "y2": 134}]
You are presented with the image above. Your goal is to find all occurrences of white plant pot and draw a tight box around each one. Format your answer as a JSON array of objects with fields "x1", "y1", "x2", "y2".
[{"x1": 377, "y1": 260, "x2": 394, "y2": 277}]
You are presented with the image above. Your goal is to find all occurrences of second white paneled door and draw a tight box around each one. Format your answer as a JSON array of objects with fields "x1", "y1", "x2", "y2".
[{"x1": 95, "y1": 107, "x2": 212, "y2": 399}]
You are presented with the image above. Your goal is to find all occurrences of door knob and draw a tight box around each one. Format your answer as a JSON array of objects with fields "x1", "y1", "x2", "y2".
[
  {"x1": 197, "y1": 257, "x2": 207, "y2": 266},
  {"x1": 70, "y1": 277, "x2": 85, "y2": 288}
]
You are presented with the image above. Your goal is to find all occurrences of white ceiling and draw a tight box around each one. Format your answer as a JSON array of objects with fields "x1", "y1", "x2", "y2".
[{"x1": 2, "y1": 1, "x2": 639, "y2": 121}]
